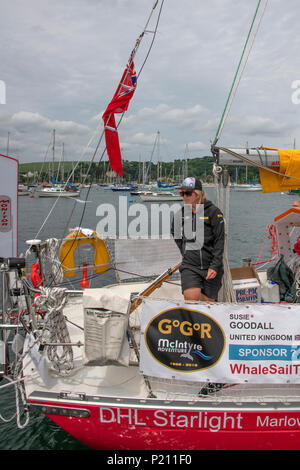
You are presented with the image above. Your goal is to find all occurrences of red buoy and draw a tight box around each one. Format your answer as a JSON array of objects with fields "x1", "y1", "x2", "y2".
[{"x1": 80, "y1": 263, "x2": 89, "y2": 289}]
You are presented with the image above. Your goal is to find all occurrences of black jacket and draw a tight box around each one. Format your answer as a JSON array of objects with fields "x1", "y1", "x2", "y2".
[{"x1": 171, "y1": 200, "x2": 225, "y2": 273}]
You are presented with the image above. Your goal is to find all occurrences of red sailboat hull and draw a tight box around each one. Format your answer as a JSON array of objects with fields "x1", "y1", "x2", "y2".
[{"x1": 29, "y1": 398, "x2": 300, "y2": 450}]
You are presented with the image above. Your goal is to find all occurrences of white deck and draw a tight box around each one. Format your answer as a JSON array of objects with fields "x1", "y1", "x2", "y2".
[{"x1": 23, "y1": 281, "x2": 300, "y2": 406}]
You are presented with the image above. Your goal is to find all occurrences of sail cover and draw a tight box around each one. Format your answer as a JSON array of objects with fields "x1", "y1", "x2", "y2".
[
  {"x1": 102, "y1": 61, "x2": 137, "y2": 177},
  {"x1": 259, "y1": 148, "x2": 300, "y2": 193}
]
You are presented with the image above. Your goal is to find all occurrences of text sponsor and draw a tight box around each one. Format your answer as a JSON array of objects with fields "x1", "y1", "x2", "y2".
[
  {"x1": 0, "y1": 197, "x2": 11, "y2": 232},
  {"x1": 144, "y1": 307, "x2": 225, "y2": 372},
  {"x1": 230, "y1": 363, "x2": 300, "y2": 375},
  {"x1": 229, "y1": 344, "x2": 300, "y2": 361},
  {"x1": 235, "y1": 287, "x2": 259, "y2": 303}
]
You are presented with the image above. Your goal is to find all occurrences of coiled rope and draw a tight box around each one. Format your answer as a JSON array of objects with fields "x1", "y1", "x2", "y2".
[
  {"x1": 34, "y1": 287, "x2": 73, "y2": 375},
  {"x1": 253, "y1": 224, "x2": 279, "y2": 267}
]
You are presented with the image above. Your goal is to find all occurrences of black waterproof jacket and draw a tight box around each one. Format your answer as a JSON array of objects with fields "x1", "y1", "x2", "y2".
[{"x1": 171, "y1": 200, "x2": 225, "y2": 273}]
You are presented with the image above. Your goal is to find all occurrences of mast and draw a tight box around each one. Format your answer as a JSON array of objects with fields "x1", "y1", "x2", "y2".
[
  {"x1": 61, "y1": 143, "x2": 65, "y2": 181},
  {"x1": 157, "y1": 130, "x2": 161, "y2": 180},
  {"x1": 183, "y1": 144, "x2": 189, "y2": 179},
  {"x1": 138, "y1": 154, "x2": 141, "y2": 184},
  {"x1": 52, "y1": 129, "x2": 55, "y2": 180}
]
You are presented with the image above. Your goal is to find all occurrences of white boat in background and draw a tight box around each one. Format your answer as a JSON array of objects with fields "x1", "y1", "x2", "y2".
[
  {"x1": 230, "y1": 183, "x2": 262, "y2": 191},
  {"x1": 36, "y1": 186, "x2": 81, "y2": 198},
  {"x1": 140, "y1": 191, "x2": 183, "y2": 201},
  {"x1": 110, "y1": 184, "x2": 138, "y2": 192},
  {"x1": 18, "y1": 184, "x2": 30, "y2": 196},
  {"x1": 130, "y1": 190, "x2": 153, "y2": 196}
]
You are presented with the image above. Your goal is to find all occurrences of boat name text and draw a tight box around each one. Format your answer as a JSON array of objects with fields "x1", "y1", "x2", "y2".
[
  {"x1": 99, "y1": 408, "x2": 300, "y2": 431},
  {"x1": 99, "y1": 408, "x2": 243, "y2": 432}
]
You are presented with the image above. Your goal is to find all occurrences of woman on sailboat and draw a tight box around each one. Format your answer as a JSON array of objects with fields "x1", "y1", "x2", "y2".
[{"x1": 171, "y1": 177, "x2": 225, "y2": 302}]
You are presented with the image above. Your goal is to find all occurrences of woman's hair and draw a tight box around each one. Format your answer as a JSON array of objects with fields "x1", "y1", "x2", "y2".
[{"x1": 194, "y1": 189, "x2": 206, "y2": 204}]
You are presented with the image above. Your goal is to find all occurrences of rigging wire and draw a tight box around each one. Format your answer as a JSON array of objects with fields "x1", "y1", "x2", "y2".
[
  {"x1": 137, "y1": 0, "x2": 165, "y2": 80},
  {"x1": 212, "y1": 0, "x2": 268, "y2": 147},
  {"x1": 38, "y1": 1, "x2": 165, "y2": 287},
  {"x1": 33, "y1": 119, "x2": 104, "y2": 241},
  {"x1": 33, "y1": 0, "x2": 164, "y2": 246},
  {"x1": 58, "y1": 0, "x2": 165, "y2": 246},
  {"x1": 209, "y1": 0, "x2": 269, "y2": 301},
  {"x1": 38, "y1": 139, "x2": 52, "y2": 183}
]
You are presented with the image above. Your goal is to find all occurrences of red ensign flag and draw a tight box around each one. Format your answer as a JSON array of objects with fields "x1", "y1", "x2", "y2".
[{"x1": 102, "y1": 62, "x2": 137, "y2": 177}]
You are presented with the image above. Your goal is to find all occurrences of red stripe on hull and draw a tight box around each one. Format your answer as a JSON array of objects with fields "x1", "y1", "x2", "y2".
[{"x1": 30, "y1": 400, "x2": 300, "y2": 450}]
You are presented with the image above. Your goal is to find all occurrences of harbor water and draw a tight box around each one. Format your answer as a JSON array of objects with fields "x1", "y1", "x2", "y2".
[{"x1": 0, "y1": 185, "x2": 298, "y2": 450}]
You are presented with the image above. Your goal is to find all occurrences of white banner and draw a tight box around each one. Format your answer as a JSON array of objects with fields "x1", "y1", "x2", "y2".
[{"x1": 140, "y1": 298, "x2": 300, "y2": 384}]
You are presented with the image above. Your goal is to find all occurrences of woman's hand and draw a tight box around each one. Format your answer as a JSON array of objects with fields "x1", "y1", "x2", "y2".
[{"x1": 206, "y1": 268, "x2": 217, "y2": 280}]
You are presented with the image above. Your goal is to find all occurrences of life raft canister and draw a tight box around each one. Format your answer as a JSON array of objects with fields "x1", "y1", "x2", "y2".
[{"x1": 59, "y1": 229, "x2": 109, "y2": 278}]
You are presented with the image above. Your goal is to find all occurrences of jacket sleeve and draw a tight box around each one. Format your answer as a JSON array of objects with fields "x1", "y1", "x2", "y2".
[
  {"x1": 209, "y1": 208, "x2": 225, "y2": 272},
  {"x1": 171, "y1": 213, "x2": 184, "y2": 255}
]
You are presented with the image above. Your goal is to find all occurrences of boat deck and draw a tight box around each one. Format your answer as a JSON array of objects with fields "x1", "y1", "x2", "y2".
[{"x1": 23, "y1": 281, "x2": 300, "y2": 407}]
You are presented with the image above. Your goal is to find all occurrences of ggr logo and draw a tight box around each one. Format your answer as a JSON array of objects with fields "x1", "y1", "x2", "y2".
[{"x1": 0, "y1": 81, "x2": 6, "y2": 104}]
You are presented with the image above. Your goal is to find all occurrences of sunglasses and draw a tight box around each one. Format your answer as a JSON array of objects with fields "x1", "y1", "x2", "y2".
[{"x1": 180, "y1": 190, "x2": 194, "y2": 197}]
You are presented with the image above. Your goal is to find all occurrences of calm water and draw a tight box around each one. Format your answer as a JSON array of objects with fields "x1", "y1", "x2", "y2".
[{"x1": 0, "y1": 185, "x2": 297, "y2": 450}]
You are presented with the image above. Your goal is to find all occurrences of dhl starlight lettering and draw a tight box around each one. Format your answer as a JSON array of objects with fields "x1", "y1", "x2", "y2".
[
  {"x1": 99, "y1": 407, "x2": 300, "y2": 432},
  {"x1": 99, "y1": 408, "x2": 243, "y2": 432}
]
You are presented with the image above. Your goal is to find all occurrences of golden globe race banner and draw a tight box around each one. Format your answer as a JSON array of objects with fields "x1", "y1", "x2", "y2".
[{"x1": 139, "y1": 298, "x2": 300, "y2": 384}]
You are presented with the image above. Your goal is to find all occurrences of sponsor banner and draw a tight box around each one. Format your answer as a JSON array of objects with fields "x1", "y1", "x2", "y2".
[
  {"x1": 0, "y1": 196, "x2": 11, "y2": 232},
  {"x1": 0, "y1": 154, "x2": 18, "y2": 257},
  {"x1": 140, "y1": 299, "x2": 300, "y2": 383}
]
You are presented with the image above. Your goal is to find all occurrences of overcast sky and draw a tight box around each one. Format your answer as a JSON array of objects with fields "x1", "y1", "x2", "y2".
[{"x1": 1, "y1": 0, "x2": 300, "y2": 168}]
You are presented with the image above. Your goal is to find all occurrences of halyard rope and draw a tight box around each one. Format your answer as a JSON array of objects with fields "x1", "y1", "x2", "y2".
[{"x1": 213, "y1": 0, "x2": 269, "y2": 146}]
